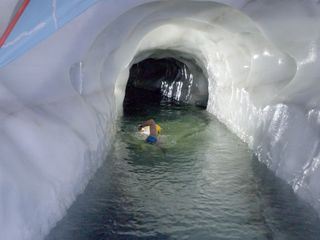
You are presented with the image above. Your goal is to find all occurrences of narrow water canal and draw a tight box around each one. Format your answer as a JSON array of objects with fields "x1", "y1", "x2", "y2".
[{"x1": 47, "y1": 105, "x2": 320, "y2": 240}]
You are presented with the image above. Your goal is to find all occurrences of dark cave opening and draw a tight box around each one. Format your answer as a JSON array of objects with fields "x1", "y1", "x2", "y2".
[{"x1": 123, "y1": 56, "x2": 208, "y2": 116}]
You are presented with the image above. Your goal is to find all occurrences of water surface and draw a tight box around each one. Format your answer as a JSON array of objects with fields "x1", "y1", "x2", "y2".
[{"x1": 47, "y1": 105, "x2": 320, "y2": 240}]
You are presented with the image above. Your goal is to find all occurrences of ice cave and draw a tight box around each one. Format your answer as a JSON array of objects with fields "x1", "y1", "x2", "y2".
[{"x1": 1, "y1": 0, "x2": 320, "y2": 239}]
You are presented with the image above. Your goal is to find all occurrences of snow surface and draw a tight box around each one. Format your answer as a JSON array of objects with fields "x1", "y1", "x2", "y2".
[{"x1": 1, "y1": 0, "x2": 320, "y2": 239}]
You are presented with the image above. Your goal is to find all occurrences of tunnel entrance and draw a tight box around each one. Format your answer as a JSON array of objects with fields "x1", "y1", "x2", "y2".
[{"x1": 123, "y1": 56, "x2": 208, "y2": 115}]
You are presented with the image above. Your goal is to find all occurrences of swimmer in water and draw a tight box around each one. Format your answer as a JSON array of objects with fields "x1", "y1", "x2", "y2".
[{"x1": 138, "y1": 119, "x2": 161, "y2": 144}]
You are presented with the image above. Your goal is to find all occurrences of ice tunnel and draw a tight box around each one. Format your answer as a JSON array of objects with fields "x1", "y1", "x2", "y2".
[
  {"x1": 1, "y1": 0, "x2": 320, "y2": 239},
  {"x1": 123, "y1": 51, "x2": 209, "y2": 114}
]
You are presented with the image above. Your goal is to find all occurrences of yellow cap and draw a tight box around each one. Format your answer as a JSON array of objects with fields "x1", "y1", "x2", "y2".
[{"x1": 156, "y1": 124, "x2": 161, "y2": 134}]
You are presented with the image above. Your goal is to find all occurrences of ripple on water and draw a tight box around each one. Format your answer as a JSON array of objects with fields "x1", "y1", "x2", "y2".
[{"x1": 46, "y1": 105, "x2": 320, "y2": 240}]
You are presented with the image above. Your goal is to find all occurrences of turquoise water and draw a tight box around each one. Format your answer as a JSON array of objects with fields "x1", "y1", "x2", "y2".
[{"x1": 46, "y1": 105, "x2": 320, "y2": 240}]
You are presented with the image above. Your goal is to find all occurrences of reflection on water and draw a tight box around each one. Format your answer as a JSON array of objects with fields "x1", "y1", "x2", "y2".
[{"x1": 47, "y1": 105, "x2": 320, "y2": 240}]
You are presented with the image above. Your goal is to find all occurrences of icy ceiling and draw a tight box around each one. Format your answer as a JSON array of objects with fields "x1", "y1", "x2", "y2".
[{"x1": 1, "y1": 1, "x2": 320, "y2": 240}]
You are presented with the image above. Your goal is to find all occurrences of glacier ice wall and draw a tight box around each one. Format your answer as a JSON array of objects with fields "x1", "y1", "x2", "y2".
[{"x1": 1, "y1": 0, "x2": 320, "y2": 240}]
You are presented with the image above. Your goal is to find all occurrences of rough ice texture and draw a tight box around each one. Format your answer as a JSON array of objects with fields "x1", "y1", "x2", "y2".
[{"x1": 1, "y1": 0, "x2": 320, "y2": 240}]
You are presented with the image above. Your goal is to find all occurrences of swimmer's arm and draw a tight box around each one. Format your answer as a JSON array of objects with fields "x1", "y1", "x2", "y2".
[
  {"x1": 139, "y1": 119, "x2": 157, "y2": 136},
  {"x1": 140, "y1": 119, "x2": 156, "y2": 128},
  {"x1": 144, "y1": 119, "x2": 156, "y2": 126}
]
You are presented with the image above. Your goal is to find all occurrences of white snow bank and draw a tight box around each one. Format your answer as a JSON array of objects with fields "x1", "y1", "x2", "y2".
[{"x1": 1, "y1": 0, "x2": 320, "y2": 239}]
